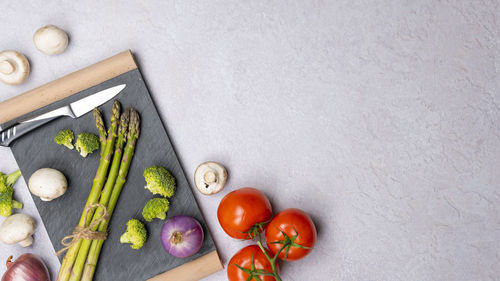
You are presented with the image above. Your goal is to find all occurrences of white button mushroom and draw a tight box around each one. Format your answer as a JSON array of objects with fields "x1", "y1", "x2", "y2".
[
  {"x1": 0, "y1": 50, "x2": 30, "y2": 85},
  {"x1": 194, "y1": 161, "x2": 227, "y2": 195},
  {"x1": 0, "y1": 213, "x2": 36, "y2": 247},
  {"x1": 28, "y1": 168, "x2": 67, "y2": 201},
  {"x1": 33, "y1": 25, "x2": 69, "y2": 55}
]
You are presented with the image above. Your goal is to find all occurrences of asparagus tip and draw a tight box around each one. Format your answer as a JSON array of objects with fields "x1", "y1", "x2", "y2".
[{"x1": 128, "y1": 109, "x2": 140, "y2": 139}]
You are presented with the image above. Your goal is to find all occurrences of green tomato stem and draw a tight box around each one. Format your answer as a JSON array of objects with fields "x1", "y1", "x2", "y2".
[{"x1": 256, "y1": 240, "x2": 284, "y2": 281}]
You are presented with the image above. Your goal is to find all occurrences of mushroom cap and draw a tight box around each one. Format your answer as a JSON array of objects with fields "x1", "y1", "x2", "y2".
[
  {"x1": 33, "y1": 25, "x2": 69, "y2": 55},
  {"x1": 0, "y1": 214, "x2": 36, "y2": 246},
  {"x1": 0, "y1": 50, "x2": 30, "y2": 85},
  {"x1": 194, "y1": 161, "x2": 227, "y2": 195},
  {"x1": 28, "y1": 168, "x2": 67, "y2": 201}
]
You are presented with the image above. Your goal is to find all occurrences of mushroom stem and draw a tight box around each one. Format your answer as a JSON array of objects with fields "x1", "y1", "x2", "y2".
[
  {"x1": 194, "y1": 161, "x2": 227, "y2": 195},
  {"x1": 203, "y1": 171, "x2": 217, "y2": 184},
  {"x1": 6, "y1": 256, "x2": 13, "y2": 268},
  {"x1": 0, "y1": 60, "x2": 14, "y2": 75}
]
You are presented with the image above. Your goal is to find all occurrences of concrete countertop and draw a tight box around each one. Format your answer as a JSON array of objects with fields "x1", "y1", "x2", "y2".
[{"x1": 0, "y1": 1, "x2": 499, "y2": 280}]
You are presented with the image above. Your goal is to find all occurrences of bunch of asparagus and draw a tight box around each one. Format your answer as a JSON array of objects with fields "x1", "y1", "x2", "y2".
[{"x1": 57, "y1": 101, "x2": 141, "y2": 281}]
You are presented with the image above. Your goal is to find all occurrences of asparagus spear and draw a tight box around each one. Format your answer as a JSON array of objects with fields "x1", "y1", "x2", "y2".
[
  {"x1": 68, "y1": 109, "x2": 130, "y2": 281},
  {"x1": 92, "y1": 108, "x2": 107, "y2": 156},
  {"x1": 57, "y1": 101, "x2": 120, "y2": 281},
  {"x1": 81, "y1": 109, "x2": 140, "y2": 281}
]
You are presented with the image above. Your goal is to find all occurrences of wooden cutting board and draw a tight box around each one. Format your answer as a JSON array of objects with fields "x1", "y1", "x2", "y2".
[{"x1": 0, "y1": 51, "x2": 222, "y2": 281}]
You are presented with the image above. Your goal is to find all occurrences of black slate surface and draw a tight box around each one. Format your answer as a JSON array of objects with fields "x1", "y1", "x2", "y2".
[{"x1": 8, "y1": 69, "x2": 216, "y2": 281}]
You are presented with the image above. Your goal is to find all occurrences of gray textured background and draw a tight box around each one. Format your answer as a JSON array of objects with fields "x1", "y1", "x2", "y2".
[
  {"x1": 0, "y1": 1, "x2": 499, "y2": 281},
  {"x1": 9, "y1": 69, "x2": 216, "y2": 280}
]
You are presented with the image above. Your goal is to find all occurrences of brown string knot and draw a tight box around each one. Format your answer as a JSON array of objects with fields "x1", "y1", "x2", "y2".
[{"x1": 56, "y1": 203, "x2": 109, "y2": 256}]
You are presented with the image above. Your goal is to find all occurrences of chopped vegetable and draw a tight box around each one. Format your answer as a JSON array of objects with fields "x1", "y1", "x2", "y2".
[
  {"x1": 120, "y1": 219, "x2": 147, "y2": 250},
  {"x1": 143, "y1": 166, "x2": 176, "y2": 198},
  {"x1": 0, "y1": 213, "x2": 35, "y2": 247},
  {"x1": 2, "y1": 254, "x2": 50, "y2": 281},
  {"x1": 0, "y1": 170, "x2": 23, "y2": 217},
  {"x1": 75, "y1": 132, "x2": 100, "y2": 157},
  {"x1": 142, "y1": 198, "x2": 170, "y2": 222},
  {"x1": 160, "y1": 215, "x2": 204, "y2": 258},
  {"x1": 54, "y1": 129, "x2": 74, "y2": 149},
  {"x1": 28, "y1": 168, "x2": 67, "y2": 201}
]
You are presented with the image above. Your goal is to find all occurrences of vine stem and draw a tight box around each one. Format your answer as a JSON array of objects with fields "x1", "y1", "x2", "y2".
[{"x1": 256, "y1": 235, "x2": 284, "y2": 281}]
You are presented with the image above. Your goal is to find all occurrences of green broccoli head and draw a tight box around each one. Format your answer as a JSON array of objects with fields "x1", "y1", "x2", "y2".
[
  {"x1": 143, "y1": 166, "x2": 176, "y2": 198},
  {"x1": 75, "y1": 133, "x2": 100, "y2": 157},
  {"x1": 142, "y1": 198, "x2": 170, "y2": 222},
  {"x1": 120, "y1": 219, "x2": 147, "y2": 250},
  {"x1": 0, "y1": 189, "x2": 23, "y2": 217},
  {"x1": 54, "y1": 130, "x2": 74, "y2": 149}
]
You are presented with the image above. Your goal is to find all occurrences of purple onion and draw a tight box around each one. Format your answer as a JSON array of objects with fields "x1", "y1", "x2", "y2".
[
  {"x1": 1, "y1": 254, "x2": 50, "y2": 281},
  {"x1": 160, "y1": 215, "x2": 204, "y2": 258}
]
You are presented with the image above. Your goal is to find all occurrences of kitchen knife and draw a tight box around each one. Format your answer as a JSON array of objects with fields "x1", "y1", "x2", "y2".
[{"x1": 0, "y1": 84, "x2": 126, "y2": 147}]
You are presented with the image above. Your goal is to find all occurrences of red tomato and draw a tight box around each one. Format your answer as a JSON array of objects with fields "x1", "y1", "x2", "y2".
[
  {"x1": 265, "y1": 208, "x2": 317, "y2": 261},
  {"x1": 217, "y1": 187, "x2": 273, "y2": 239},
  {"x1": 227, "y1": 245, "x2": 279, "y2": 281}
]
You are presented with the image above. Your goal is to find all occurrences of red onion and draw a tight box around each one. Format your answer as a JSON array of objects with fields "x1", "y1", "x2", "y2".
[
  {"x1": 1, "y1": 254, "x2": 50, "y2": 281},
  {"x1": 161, "y1": 215, "x2": 204, "y2": 258}
]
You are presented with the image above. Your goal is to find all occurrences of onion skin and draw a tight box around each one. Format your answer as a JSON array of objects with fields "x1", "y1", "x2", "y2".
[
  {"x1": 2, "y1": 254, "x2": 50, "y2": 281},
  {"x1": 161, "y1": 215, "x2": 204, "y2": 258}
]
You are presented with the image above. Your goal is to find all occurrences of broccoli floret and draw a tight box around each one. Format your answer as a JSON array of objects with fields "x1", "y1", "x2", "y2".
[
  {"x1": 0, "y1": 190, "x2": 23, "y2": 217},
  {"x1": 0, "y1": 170, "x2": 21, "y2": 193},
  {"x1": 54, "y1": 129, "x2": 74, "y2": 149},
  {"x1": 0, "y1": 170, "x2": 23, "y2": 217},
  {"x1": 120, "y1": 219, "x2": 147, "y2": 250},
  {"x1": 143, "y1": 166, "x2": 176, "y2": 198},
  {"x1": 142, "y1": 198, "x2": 170, "y2": 222},
  {"x1": 75, "y1": 132, "x2": 100, "y2": 157}
]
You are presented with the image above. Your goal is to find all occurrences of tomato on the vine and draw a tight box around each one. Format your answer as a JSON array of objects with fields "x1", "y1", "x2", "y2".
[
  {"x1": 265, "y1": 208, "x2": 317, "y2": 261},
  {"x1": 217, "y1": 187, "x2": 273, "y2": 239},
  {"x1": 227, "y1": 245, "x2": 279, "y2": 281}
]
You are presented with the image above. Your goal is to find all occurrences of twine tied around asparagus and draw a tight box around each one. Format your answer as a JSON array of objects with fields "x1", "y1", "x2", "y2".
[{"x1": 56, "y1": 203, "x2": 109, "y2": 256}]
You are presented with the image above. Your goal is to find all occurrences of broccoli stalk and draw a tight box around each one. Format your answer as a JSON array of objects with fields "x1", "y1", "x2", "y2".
[
  {"x1": 143, "y1": 166, "x2": 176, "y2": 198},
  {"x1": 75, "y1": 133, "x2": 100, "y2": 157},
  {"x1": 119, "y1": 219, "x2": 147, "y2": 250},
  {"x1": 58, "y1": 101, "x2": 121, "y2": 281},
  {"x1": 142, "y1": 198, "x2": 170, "y2": 222},
  {"x1": 80, "y1": 109, "x2": 141, "y2": 281},
  {"x1": 0, "y1": 169, "x2": 23, "y2": 217},
  {"x1": 54, "y1": 130, "x2": 74, "y2": 149}
]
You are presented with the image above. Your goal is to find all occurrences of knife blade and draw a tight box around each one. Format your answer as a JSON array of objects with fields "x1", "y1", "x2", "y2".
[{"x1": 0, "y1": 84, "x2": 126, "y2": 147}]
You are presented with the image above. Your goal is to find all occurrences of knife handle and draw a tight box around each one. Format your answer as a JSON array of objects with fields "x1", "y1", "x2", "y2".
[{"x1": 0, "y1": 116, "x2": 60, "y2": 147}]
